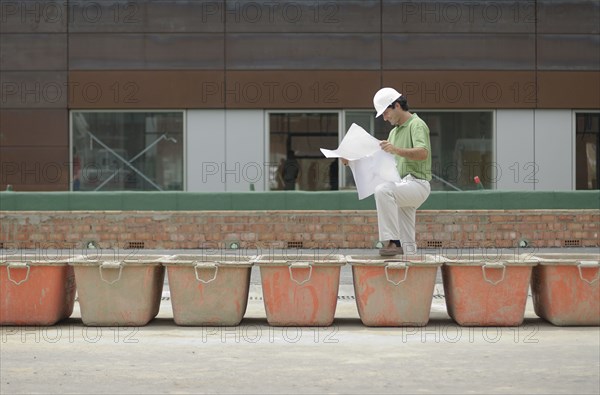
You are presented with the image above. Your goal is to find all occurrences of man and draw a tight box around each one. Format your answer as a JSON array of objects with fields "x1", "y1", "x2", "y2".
[
  {"x1": 345, "y1": 87, "x2": 432, "y2": 256},
  {"x1": 283, "y1": 150, "x2": 300, "y2": 190}
]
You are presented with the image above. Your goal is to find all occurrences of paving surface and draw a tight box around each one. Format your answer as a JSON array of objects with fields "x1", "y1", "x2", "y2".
[{"x1": 1, "y1": 248, "x2": 599, "y2": 394}]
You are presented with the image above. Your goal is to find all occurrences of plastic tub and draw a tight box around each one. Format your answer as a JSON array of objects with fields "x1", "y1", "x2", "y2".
[
  {"x1": 164, "y1": 254, "x2": 254, "y2": 326},
  {"x1": 69, "y1": 254, "x2": 166, "y2": 326},
  {"x1": 254, "y1": 254, "x2": 345, "y2": 326},
  {"x1": 531, "y1": 253, "x2": 599, "y2": 326},
  {"x1": 347, "y1": 255, "x2": 441, "y2": 327},
  {"x1": 1, "y1": 254, "x2": 76, "y2": 325},
  {"x1": 442, "y1": 254, "x2": 537, "y2": 326}
]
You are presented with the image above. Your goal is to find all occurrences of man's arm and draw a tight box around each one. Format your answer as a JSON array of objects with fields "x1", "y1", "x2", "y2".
[{"x1": 380, "y1": 141, "x2": 429, "y2": 161}]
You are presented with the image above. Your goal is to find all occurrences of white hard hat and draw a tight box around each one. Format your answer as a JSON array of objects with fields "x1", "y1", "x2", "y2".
[{"x1": 373, "y1": 87, "x2": 402, "y2": 117}]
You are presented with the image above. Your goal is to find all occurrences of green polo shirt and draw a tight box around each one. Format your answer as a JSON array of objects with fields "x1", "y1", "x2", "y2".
[{"x1": 388, "y1": 113, "x2": 432, "y2": 181}]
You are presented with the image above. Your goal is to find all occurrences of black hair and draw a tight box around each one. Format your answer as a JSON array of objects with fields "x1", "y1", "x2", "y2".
[{"x1": 389, "y1": 96, "x2": 409, "y2": 111}]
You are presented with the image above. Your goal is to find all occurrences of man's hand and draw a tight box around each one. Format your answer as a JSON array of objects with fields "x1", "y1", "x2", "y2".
[
  {"x1": 380, "y1": 140, "x2": 397, "y2": 155},
  {"x1": 381, "y1": 141, "x2": 429, "y2": 161}
]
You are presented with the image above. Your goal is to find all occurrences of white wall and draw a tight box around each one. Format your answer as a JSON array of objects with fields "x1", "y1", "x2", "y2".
[
  {"x1": 534, "y1": 110, "x2": 573, "y2": 191},
  {"x1": 187, "y1": 110, "x2": 265, "y2": 192},
  {"x1": 496, "y1": 110, "x2": 535, "y2": 190},
  {"x1": 496, "y1": 109, "x2": 573, "y2": 191},
  {"x1": 187, "y1": 110, "x2": 225, "y2": 192},
  {"x1": 224, "y1": 110, "x2": 265, "y2": 191}
]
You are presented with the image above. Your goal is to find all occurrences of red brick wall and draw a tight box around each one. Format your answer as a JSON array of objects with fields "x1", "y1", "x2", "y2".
[{"x1": 0, "y1": 210, "x2": 598, "y2": 250}]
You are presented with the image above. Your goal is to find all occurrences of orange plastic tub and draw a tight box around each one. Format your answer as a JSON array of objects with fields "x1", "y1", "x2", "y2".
[
  {"x1": 164, "y1": 254, "x2": 253, "y2": 326},
  {"x1": 531, "y1": 253, "x2": 599, "y2": 326},
  {"x1": 69, "y1": 254, "x2": 166, "y2": 326},
  {"x1": 1, "y1": 254, "x2": 76, "y2": 325},
  {"x1": 348, "y1": 255, "x2": 441, "y2": 327},
  {"x1": 255, "y1": 254, "x2": 345, "y2": 326},
  {"x1": 442, "y1": 254, "x2": 537, "y2": 326}
]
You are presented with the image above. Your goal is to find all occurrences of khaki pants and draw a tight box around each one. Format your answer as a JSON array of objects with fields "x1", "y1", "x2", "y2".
[{"x1": 374, "y1": 175, "x2": 431, "y2": 254}]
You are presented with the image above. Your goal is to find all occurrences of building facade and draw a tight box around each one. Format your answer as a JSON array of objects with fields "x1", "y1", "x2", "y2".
[{"x1": 1, "y1": 0, "x2": 599, "y2": 192}]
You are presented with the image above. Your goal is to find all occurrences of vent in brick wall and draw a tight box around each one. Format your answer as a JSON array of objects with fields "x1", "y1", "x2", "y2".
[
  {"x1": 287, "y1": 241, "x2": 304, "y2": 249},
  {"x1": 127, "y1": 241, "x2": 145, "y2": 249},
  {"x1": 426, "y1": 240, "x2": 443, "y2": 248},
  {"x1": 563, "y1": 239, "x2": 581, "y2": 247}
]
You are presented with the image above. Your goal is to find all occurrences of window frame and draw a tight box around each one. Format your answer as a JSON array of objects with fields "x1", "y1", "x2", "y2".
[
  {"x1": 69, "y1": 109, "x2": 187, "y2": 192},
  {"x1": 342, "y1": 108, "x2": 497, "y2": 190},
  {"x1": 264, "y1": 109, "x2": 343, "y2": 191},
  {"x1": 572, "y1": 110, "x2": 600, "y2": 190}
]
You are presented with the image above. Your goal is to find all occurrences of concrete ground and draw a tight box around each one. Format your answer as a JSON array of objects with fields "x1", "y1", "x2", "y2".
[{"x1": 1, "y1": 248, "x2": 599, "y2": 394}]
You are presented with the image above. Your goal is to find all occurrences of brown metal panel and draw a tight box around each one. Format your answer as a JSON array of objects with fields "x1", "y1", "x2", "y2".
[
  {"x1": 0, "y1": 109, "x2": 67, "y2": 146},
  {"x1": 144, "y1": 34, "x2": 225, "y2": 69},
  {"x1": 383, "y1": 34, "x2": 535, "y2": 70},
  {"x1": 383, "y1": 0, "x2": 535, "y2": 33},
  {"x1": 0, "y1": 146, "x2": 69, "y2": 190},
  {"x1": 68, "y1": 33, "x2": 143, "y2": 69},
  {"x1": 69, "y1": 0, "x2": 224, "y2": 33},
  {"x1": 144, "y1": 0, "x2": 224, "y2": 33},
  {"x1": 538, "y1": 0, "x2": 600, "y2": 34},
  {"x1": 0, "y1": 71, "x2": 67, "y2": 108},
  {"x1": 0, "y1": 0, "x2": 67, "y2": 33},
  {"x1": 68, "y1": 33, "x2": 224, "y2": 70},
  {"x1": 226, "y1": 33, "x2": 380, "y2": 70},
  {"x1": 538, "y1": 35, "x2": 600, "y2": 71},
  {"x1": 383, "y1": 71, "x2": 536, "y2": 109},
  {"x1": 72, "y1": 70, "x2": 598, "y2": 110},
  {"x1": 225, "y1": 0, "x2": 380, "y2": 33},
  {"x1": 68, "y1": 70, "x2": 225, "y2": 109},
  {"x1": 223, "y1": 71, "x2": 380, "y2": 108},
  {"x1": 538, "y1": 71, "x2": 600, "y2": 109},
  {"x1": 0, "y1": 34, "x2": 67, "y2": 71}
]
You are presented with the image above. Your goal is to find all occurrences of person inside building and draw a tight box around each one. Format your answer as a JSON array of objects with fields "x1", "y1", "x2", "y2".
[
  {"x1": 276, "y1": 158, "x2": 286, "y2": 190},
  {"x1": 283, "y1": 150, "x2": 300, "y2": 190},
  {"x1": 329, "y1": 159, "x2": 339, "y2": 190},
  {"x1": 342, "y1": 88, "x2": 432, "y2": 256}
]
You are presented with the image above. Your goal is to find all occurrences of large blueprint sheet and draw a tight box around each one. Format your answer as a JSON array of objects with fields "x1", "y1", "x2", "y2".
[{"x1": 321, "y1": 124, "x2": 400, "y2": 199}]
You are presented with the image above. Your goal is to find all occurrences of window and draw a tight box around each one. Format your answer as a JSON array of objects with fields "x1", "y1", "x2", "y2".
[
  {"x1": 71, "y1": 111, "x2": 184, "y2": 191},
  {"x1": 576, "y1": 112, "x2": 599, "y2": 190},
  {"x1": 418, "y1": 112, "x2": 493, "y2": 190},
  {"x1": 269, "y1": 112, "x2": 339, "y2": 191},
  {"x1": 343, "y1": 110, "x2": 494, "y2": 190}
]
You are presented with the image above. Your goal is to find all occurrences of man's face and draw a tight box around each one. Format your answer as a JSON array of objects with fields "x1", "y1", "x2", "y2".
[{"x1": 382, "y1": 103, "x2": 401, "y2": 125}]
